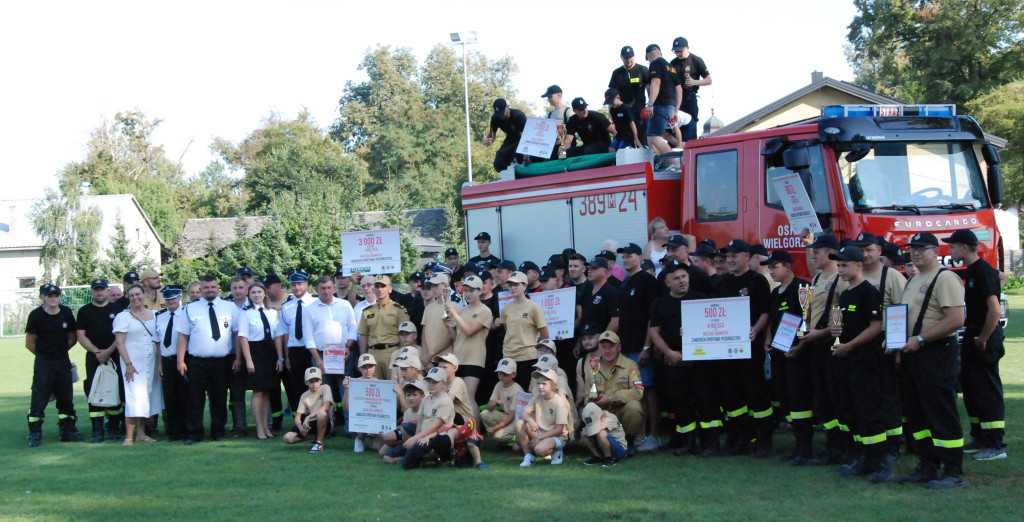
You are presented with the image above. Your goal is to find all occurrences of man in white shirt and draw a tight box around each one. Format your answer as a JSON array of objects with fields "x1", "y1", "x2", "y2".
[
  {"x1": 304, "y1": 276, "x2": 358, "y2": 433},
  {"x1": 277, "y1": 271, "x2": 317, "y2": 416},
  {"x1": 153, "y1": 285, "x2": 187, "y2": 441}
]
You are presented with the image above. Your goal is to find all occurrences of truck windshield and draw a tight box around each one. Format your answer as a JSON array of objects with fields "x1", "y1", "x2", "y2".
[{"x1": 838, "y1": 141, "x2": 989, "y2": 213}]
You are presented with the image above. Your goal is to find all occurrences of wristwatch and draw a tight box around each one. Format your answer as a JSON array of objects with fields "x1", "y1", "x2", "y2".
[{"x1": 916, "y1": 335, "x2": 925, "y2": 345}]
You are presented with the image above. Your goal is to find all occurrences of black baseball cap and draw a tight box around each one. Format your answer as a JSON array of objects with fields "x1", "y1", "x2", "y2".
[
  {"x1": 587, "y1": 257, "x2": 610, "y2": 269},
  {"x1": 444, "y1": 247, "x2": 459, "y2": 257},
  {"x1": 663, "y1": 234, "x2": 688, "y2": 248},
  {"x1": 617, "y1": 242, "x2": 643, "y2": 255},
  {"x1": 645, "y1": 44, "x2": 660, "y2": 54},
  {"x1": 906, "y1": 232, "x2": 939, "y2": 248},
  {"x1": 462, "y1": 262, "x2": 482, "y2": 275},
  {"x1": 262, "y1": 274, "x2": 282, "y2": 286},
  {"x1": 161, "y1": 285, "x2": 183, "y2": 299},
  {"x1": 724, "y1": 239, "x2": 751, "y2": 253},
  {"x1": 493, "y1": 98, "x2": 507, "y2": 114},
  {"x1": 477, "y1": 270, "x2": 493, "y2": 282},
  {"x1": 807, "y1": 233, "x2": 840, "y2": 251},
  {"x1": 40, "y1": 284, "x2": 61, "y2": 296},
  {"x1": 518, "y1": 261, "x2": 540, "y2": 273},
  {"x1": 672, "y1": 37, "x2": 689, "y2": 51},
  {"x1": 596, "y1": 250, "x2": 617, "y2": 261},
  {"x1": 880, "y1": 242, "x2": 903, "y2": 261},
  {"x1": 603, "y1": 88, "x2": 619, "y2": 105},
  {"x1": 237, "y1": 267, "x2": 254, "y2": 276},
  {"x1": 408, "y1": 271, "x2": 425, "y2": 282},
  {"x1": 581, "y1": 321, "x2": 604, "y2": 336},
  {"x1": 852, "y1": 232, "x2": 882, "y2": 247},
  {"x1": 123, "y1": 271, "x2": 140, "y2": 284},
  {"x1": 713, "y1": 248, "x2": 728, "y2": 259},
  {"x1": 571, "y1": 97, "x2": 588, "y2": 111},
  {"x1": 334, "y1": 266, "x2": 346, "y2": 277},
  {"x1": 640, "y1": 259, "x2": 656, "y2": 270},
  {"x1": 749, "y1": 244, "x2": 768, "y2": 257},
  {"x1": 941, "y1": 229, "x2": 979, "y2": 247},
  {"x1": 541, "y1": 85, "x2": 562, "y2": 98},
  {"x1": 474, "y1": 231, "x2": 491, "y2": 241},
  {"x1": 544, "y1": 254, "x2": 566, "y2": 270},
  {"x1": 423, "y1": 261, "x2": 438, "y2": 272},
  {"x1": 620, "y1": 45, "x2": 635, "y2": 58},
  {"x1": 829, "y1": 246, "x2": 865, "y2": 263},
  {"x1": 691, "y1": 247, "x2": 715, "y2": 259},
  {"x1": 661, "y1": 259, "x2": 687, "y2": 274},
  {"x1": 91, "y1": 279, "x2": 109, "y2": 290},
  {"x1": 492, "y1": 259, "x2": 517, "y2": 271},
  {"x1": 760, "y1": 250, "x2": 794, "y2": 265},
  {"x1": 538, "y1": 269, "x2": 557, "y2": 282},
  {"x1": 698, "y1": 238, "x2": 717, "y2": 250}
]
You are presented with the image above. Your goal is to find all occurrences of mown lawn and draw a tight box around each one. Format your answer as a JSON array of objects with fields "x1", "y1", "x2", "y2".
[{"x1": 1, "y1": 298, "x2": 1022, "y2": 521}]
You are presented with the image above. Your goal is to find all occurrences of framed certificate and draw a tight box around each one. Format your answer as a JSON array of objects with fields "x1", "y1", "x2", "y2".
[{"x1": 885, "y1": 304, "x2": 908, "y2": 350}]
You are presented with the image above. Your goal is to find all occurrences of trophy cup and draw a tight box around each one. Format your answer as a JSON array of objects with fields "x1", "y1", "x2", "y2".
[
  {"x1": 441, "y1": 293, "x2": 450, "y2": 320},
  {"x1": 588, "y1": 357, "x2": 599, "y2": 400},
  {"x1": 797, "y1": 283, "x2": 812, "y2": 337},
  {"x1": 557, "y1": 124, "x2": 567, "y2": 160},
  {"x1": 830, "y1": 305, "x2": 843, "y2": 348}
]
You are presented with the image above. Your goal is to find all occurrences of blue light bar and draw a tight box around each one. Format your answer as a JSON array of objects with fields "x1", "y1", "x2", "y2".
[{"x1": 821, "y1": 104, "x2": 956, "y2": 118}]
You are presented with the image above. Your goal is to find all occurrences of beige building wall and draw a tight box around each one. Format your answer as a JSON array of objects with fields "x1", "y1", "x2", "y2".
[{"x1": 734, "y1": 89, "x2": 874, "y2": 133}]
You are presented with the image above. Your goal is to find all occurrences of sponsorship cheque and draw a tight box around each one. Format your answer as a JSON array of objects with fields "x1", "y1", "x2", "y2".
[
  {"x1": 347, "y1": 378, "x2": 398, "y2": 434},
  {"x1": 681, "y1": 297, "x2": 751, "y2": 361},
  {"x1": 341, "y1": 228, "x2": 401, "y2": 276}
]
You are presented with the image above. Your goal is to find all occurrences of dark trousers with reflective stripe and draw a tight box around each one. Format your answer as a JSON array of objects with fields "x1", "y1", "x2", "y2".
[
  {"x1": 666, "y1": 361, "x2": 721, "y2": 433},
  {"x1": 83, "y1": 352, "x2": 125, "y2": 417},
  {"x1": 961, "y1": 327, "x2": 1005, "y2": 448},
  {"x1": 901, "y1": 337, "x2": 963, "y2": 474},
  {"x1": 718, "y1": 338, "x2": 773, "y2": 444},
  {"x1": 785, "y1": 346, "x2": 815, "y2": 453},
  {"x1": 835, "y1": 346, "x2": 888, "y2": 461},
  {"x1": 812, "y1": 340, "x2": 843, "y2": 447},
  {"x1": 161, "y1": 356, "x2": 188, "y2": 439},
  {"x1": 284, "y1": 347, "x2": 314, "y2": 413},
  {"x1": 29, "y1": 355, "x2": 77, "y2": 424},
  {"x1": 185, "y1": 355, "x2": 230, "y2": 440},
  {"x1": 879, "y1": 354, "x2": 902, "y2": 440}
]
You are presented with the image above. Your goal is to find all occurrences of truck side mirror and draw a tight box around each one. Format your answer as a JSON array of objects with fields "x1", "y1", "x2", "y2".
[
  {"x1": 988, "y1": 165, "x2": 1004, "y2": 207},
  {"x1": 982, "y1": 144, "x2": 1001, "y2": 165},
  {"x1": 783, "y1": 146, "x2": 810, "y2": 170}
]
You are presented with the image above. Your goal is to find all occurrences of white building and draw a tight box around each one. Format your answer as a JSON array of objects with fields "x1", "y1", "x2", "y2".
[{"x1": 0, "y1": 194, "x2": 164, "y2": 291}]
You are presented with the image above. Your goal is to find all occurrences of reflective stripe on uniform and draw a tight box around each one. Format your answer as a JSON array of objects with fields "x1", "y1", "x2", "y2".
[
  {"x1": 838, "y1": 423, "x2": 850, "y2": 432},
  {"x1": 933, "y1": 437, "x2": 964, "y2": 448},
  {"x1": 57, "y1": 414, "x2": 72, "y2": 420},
  {"x1": 750, "y1": 407, "x2": 774, "y2": 419},
  {"x1": 886, "y1": 426, "x2": 903, "y2": 436},
  {"x1": 969, "y1": 416, "x2": 979, "y2": 424},
  {"x1": 861, "y1": 432, "x2": 887, "y2": 445},
  {"x1": 89, "y1": 411, "x2": 105, "y2": 418},
  {"x1": 789, "y1": 410, "x2": 813, "y2": 420},
  {"x1": 823, "y1": 419, "x2": 840, "y2": 430},
  {"x1": 980, "y1": 420, "x2": 1005, "y2": 429},
  {"x1": 727, "y1": 406, "x2": 748, "y2": 418},
  {"x1": 107, "y1": 407, "x2": 123, "y2": 415},
  {"x1": 700, "y1": 420, "x2": 723, "y2": 429},
  {"x1": 913, "y1": 429, "x2": 932, "y2": 441},
  {"x1": 676, "y1": 421, "x2": 697, "y2": 434},
  {"x1": 28, "y1": 416, "x2": 42, "y2": 422}
]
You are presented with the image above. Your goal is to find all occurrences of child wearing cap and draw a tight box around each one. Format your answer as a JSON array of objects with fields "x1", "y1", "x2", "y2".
[
  {"x1": 580, "y1": 402, "x2": 628, "y2": 466},
  {"x1": 401, "y1": 367, "x2": 456, "y2": 469},
  {"x1": 518, "y1": 368, "x2": 571, "y2": 466},
  {"x1": 481, "y1": 358, "x2": 524, "y2": 445},
  {"x1": 495, "y1": 271, "x2": 549, "y2": 390},
  {"x1": 433, "y1": 353, "x2": 487, "y2": 469},
  {"x1": 342, "y1": 354, "x2": 379, "y2": 453},
  {"x1": 283, "y1": 367, "x2": 333, "y2": 453},
  {"x1": 381, "y1": 379, "x2": 427, "y2": 463},
  {"x1": 446, "y1": 275, "x2": 493, "y2": 421},
  {"x1": 393, "y1": 355, "x2": 423, "y2": 407},
  {"x1": 421, "y1": 274, "x2": 455, "y2": 366},
  {"x1": 389, "y1": 324, "x2": 421, "y2": 380}
]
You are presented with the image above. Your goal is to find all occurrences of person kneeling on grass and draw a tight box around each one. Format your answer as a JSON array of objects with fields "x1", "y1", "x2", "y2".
[
  {"x1": 381, "y1": 380, "x2": 427, "y2": 463},
  {"x1": 518, "y1": 368, "x2": 571, "y2": 467},
  {"x1": 343, "y1": 354, "x2": 380, "y2": 453},
  {"x1": 481, "y1": 358, "x2": 524, "y2": 447},
  {"x1": 401, "y1": 367, "x2": 456, "y2": 469},
  {"x1": 580, "y1": 402, "x2": 628, "y2": 467},
  {"x1": 432, "y1": 353, "x2": 487, "y2": 469},
  {"x1": 283, "y1": 367, "x2": 333, "y2": 453}
]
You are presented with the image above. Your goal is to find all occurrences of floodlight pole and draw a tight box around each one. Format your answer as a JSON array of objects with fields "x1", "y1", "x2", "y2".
[{"x1": 450, "y1": 32, "x2": 477, "y2": 184}]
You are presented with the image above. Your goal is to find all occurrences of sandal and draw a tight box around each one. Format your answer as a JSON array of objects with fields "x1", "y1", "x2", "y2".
[{"x1": 122, "y1": 439, "x2": 134, "y2": 446}]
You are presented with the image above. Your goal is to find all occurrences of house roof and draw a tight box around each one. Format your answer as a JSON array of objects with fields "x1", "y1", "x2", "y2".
[
  {"x1": 711, "y1": 75, "x2": 1008, "y2": 148},
  {"x1": 0, "y1": 194, "x2": 164, "y2": 251}
]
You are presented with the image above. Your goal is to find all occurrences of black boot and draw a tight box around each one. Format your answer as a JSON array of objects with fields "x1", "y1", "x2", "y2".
[
  {"x1": 27, "y1": 421, "x2": 43, "y2": 448},
  {"x1": 107, "y1": 412, "x2": 125, "y2": 440},
  {"x1": 673, "y1": 432, "x2": 695, "y2": 456},
  {"x1": 58, "y1": 417, "x2": 84, "y2": 442},
  {"x1": 753, "y1": 420, "x2": 774, "y2": 458},
  {"x1": 90, "y1": 417, "x2": 105, "y2": 443},
  {"x1": 232, "y1": 403, "x2": 248, "y2": 438},
  {"x1": 700, "y1": 427, "x2": 720, "y2": 457}
]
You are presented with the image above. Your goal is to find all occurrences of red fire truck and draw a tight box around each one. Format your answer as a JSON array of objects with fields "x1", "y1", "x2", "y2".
[{"x1": 461, "y1": 104, "x2": 1006, "y2": 277}]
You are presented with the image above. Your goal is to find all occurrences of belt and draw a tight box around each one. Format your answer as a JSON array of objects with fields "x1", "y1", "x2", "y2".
[
  {"x1": 370, "y1": 343, "x2": 399, "y2": 350},
  {"x1": 187, "y1": 353, "x2": 230, "y2": 359}
]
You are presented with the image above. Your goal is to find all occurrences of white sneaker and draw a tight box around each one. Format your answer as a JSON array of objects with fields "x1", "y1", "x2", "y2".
[
  {"x1": 353, "y1": 438, "x2": 364, "y2": 453},
  {"x1": 637, "y1": 436, "x2": 660, "y2": 452},
  {"x1": 551, "y1": 449, "x2": 564, "y2": 465},
  {"x1": 520, "y1": 454, "x2": 535, "y2": 467}
]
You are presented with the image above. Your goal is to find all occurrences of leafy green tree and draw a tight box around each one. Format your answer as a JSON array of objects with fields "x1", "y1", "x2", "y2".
[
  {"x1": 99, "y1": 214, "x2": 155, "y2": 281},
  {"x1": 966, "y1": 80, "x2": 1024, "y2": 209},
  {"x1": 31, "y1": 177, "x2": 101, "y2": 285},
  {"x1": 847, "y1": 0, "x2": 1024, "y2": 108}
]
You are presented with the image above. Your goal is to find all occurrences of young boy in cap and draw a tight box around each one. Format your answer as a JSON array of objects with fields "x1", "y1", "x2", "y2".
[
  {"x1": 827, "y1": 246, "x2": 890, "y2": 482},
  {"x1": 481, "y1": 358, "x2": 524, "y2": 445},
  {"x1": 401, "y1": 367, "x2": 456, "y2": 469},
  {"x1": 603, "y1": 88, "x2": 642, "y2": 150},
  {"x1": 433, "y1": 352, "x2": 487, "y2": 468},
  {"x1": 343, "y1": 353, "x2": 379, "y2": 453},
  {"x1": 389, "y1": 322, "x2": 421, "y2": 378},
  {"x1": 581, "y1": 402, "x2": 628, "y2": 466},
  {"x1": 421, "y1": 274, "x2": 455, "y2": 365},
  {"x1": 518, "y1": 368, "x2": 571, "y2": 466},
  {"x1": 283, "y1": 367, "x2": 333, "y2": 453},
  {"x1": 381, "y1": 379, "x2": 427, "y2": 463}
]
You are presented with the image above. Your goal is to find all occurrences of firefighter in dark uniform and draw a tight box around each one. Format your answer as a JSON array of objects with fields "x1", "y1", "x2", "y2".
[
  {"x1": 760, "y1": 250, "x2": 814, "y2": 465},
  {"x1": 25, "y1": 284, "x2": 83, "y2": 447},
  {"x1": 76, "y1": 278, "x2": 126, "y2": 442},
  {"x1": 945, "y1": 229, "x2": 1007, "y2": 461},
  {"x1": 897, "y1": 232, "x2": 966, "y2": 490},
  {"x1": 154, "y1": 285, "x2": 188, "y2": 441}
]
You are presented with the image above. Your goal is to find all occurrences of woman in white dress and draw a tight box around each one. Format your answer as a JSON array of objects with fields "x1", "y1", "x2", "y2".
[{"x1": 113, "y1": 284, "x2": 163, "y2": 445}]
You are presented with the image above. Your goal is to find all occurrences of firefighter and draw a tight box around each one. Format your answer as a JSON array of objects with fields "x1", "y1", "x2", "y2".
[{"x1": 25, "y1": 284, "x2": 83, "y2": 447}]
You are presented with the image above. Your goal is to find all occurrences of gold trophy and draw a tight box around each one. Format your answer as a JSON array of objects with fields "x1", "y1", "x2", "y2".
[
  {"x1": 797, "y1": 283, "x2": 812, "y2": 337},
  {"x1": 441, "y1": 293, "x2": 450, "y2": 320},
  {"x1": 830, "y1": 305, "x2": 843, "y2": 348},
  {"x1": 557, "y1": 124, "x2": 567, "y2": 160},
  {"x1": 588, "y1": 357, "x2": 599, "y2": 400}
]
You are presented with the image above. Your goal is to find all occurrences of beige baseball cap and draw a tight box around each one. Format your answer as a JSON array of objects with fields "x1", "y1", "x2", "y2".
[
  {"x1": 374, "y1": 274, "x2": 392, "y2": 285},
  {"x1": 395, "y1": 355, "x2": 422, "y2": 370},
  {"x1": 495, "y1": 358, "x2": 517, "y2": 374},
  {"x1": 462, "y1": 275, "x2": 483, "y2": 289},
  {"x1": 140, "y1": 268, "x2": 162, "y2": 280},
  {"x1": 425, "y1": 367, "x2": 448, "y2": 382},
  {"x1": 357, "y1": 353, "x2": 377, "y2": 368},
  {"x1": 599, "y1": 331, "x2": 620, "y2": 345},
  {"x1": 535, "y1": 339, "x2": 557, "y2": 352},
  {"x1": 531, "y1": 368, "x2": 559, "y2": 385},
  {"x1": 304, "y1": 367, "x2": 322, "y2": 381},
  {"x1": 506, "y1": 271, "x2": 529, "y2": 285},
  {"x1": 533, "y1": 354, "x2": 559, "y2": 371},
  {"x1": 398, "y1": 321, "x2": 418, "y2": 333},
  {"x1": 581, "y1": 402, "x2": 605, "y2": 436},
  {"x1": 427, "y1": 273, "x2": 450, "y2": 286},
  {"x1": 432, "y1": 352, "x2": 459, "y2": 367},
  {"x1": 403, "y1": 380, "x2": 428, "y2": 395},
  {"x1": 394, "y1": 345, "x2": 420, "y2": 361}
]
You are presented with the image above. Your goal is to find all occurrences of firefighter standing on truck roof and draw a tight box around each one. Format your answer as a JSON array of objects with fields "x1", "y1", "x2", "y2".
[{"x1": 484, "y1": 98, "x2": 527, "y2": 172}]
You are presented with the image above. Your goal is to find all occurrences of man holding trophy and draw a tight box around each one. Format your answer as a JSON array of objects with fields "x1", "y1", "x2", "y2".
[{"x1": 578, "y1": 331, "x2": 645, "y2": 455}]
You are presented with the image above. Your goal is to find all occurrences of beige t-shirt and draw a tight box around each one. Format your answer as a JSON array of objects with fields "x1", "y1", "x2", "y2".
[
  {"x1": 500, "y1": 299, "x2": 547, "y2": 361},
  {"x1": 401, "y1": 406, "x2": 421, "y2": 427},
  {"x1": 524, "y1": 392, "x2": 570, "y2": 438},
  {"x1": 417, "y1": 392, "x2": 455, "y2": 431},
  {"x1": 489, "y1": 381, "x2": 525, "y2": 414},
  {"x1": 421, "y1": 302, "x2": 451, "y2": 356},
  {"x1": 446, "y1": 376, "x2": 474, "y2": 421},
  {"x1": 864, "y1": 265, "x2": 907, "y2": 308},
  {"x1": 808, "y1": 268, "x2": 848, "y2": 329},
  {"x1": 902, "y1": 266, "x2": 965, "y2": 335},
  {"x1": 601, "y1": 410, "x2": 628, "y2": 448},
  {"x1": 296, "y1": 384, "x2": 334, "y2": 417},
  {"x1": 452, "y1": 303, "x2": 493, "y2": 367}
]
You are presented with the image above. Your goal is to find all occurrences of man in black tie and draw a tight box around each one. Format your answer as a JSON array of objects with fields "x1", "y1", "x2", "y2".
[
  {"x1": 154, "y1": 286, "x2": 187, "y2": 441},
  {"x1": 276, "y1": 270, "x2": 317, "y2": 414},
  {"x1": 176, "y1": 274, "x2": 239, "y2": 444}
]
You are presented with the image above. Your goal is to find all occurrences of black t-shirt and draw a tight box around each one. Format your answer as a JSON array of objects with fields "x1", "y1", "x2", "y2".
[
  {"x1": 579, "y1": 281, "x2": 620, "y2": 331},
  {"x1": 76, "y1": 302, "x2": 123, "y2": 351},
  {"x1": 649, "y1": 290, "x2": 708, "y2": 351},
  {"x1": 26, "y1": 305, "x2": 77, "y2": 358},
  {"x1": 608, "y1": 64, "x2": 650, "y2": 107},
  {"x1": 769, "y1": 277, "x2": 810, "y2": 332},
  {"x1": 962, "y1": 258, "x2": 1000, "y2": 332},
  {"x1": 468, "y1": 254, "x2": 501, "y2": 267},
  {"x1": 608, "y1": 103, "x2": 637, "y2": 142},
  {"x1": 616, "y1": 270, "x2": 659, "y2": 353},
  {"x1": 717, "y1": 270, "x2": 771, "y2": 327},
  {"x1": 670, "y1": 53, "x2": 710, "y2": 97},
  {"x1": 490, "y1": 109, "x2": 528, "y2": 141},
  {"x1": 114, "y1": 296, "x2": 130, "y2": 310},
  {"x1": 838, "y1": 280, "x2": 882, "y2": 346},
  {"x1": 647, "y1": 57, "x2": 679, "y2": 107},
  {"x1": 565, "y1": 111, "x2": 612, "y2": 147},
  {"x1": 657, "y1": 262, "x2": 713, "y2": 296}
]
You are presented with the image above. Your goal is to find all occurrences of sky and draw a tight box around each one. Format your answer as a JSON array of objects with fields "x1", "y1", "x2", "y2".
[{"x1": 0, "y1": 0, "x2": 858, "y2": 200}]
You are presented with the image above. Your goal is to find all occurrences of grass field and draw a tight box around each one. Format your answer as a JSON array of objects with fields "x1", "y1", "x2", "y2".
[{"x1": 2, "y1": 300, "x2": 1023, "y2": 521}]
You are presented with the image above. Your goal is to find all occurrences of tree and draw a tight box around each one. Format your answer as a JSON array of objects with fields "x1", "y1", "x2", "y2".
[
  {"x1": 31, "y1": 177, "x2": 102, "y2": 285},
  {"x1": 966, "y1": 80, "x2": 1024, "y2": 210},
  {"x1": 356, "y1": 182, "x2": 421, "y2": 281},
  {"x1": 99, "y1": 213, "x2": 155, "y2": 280},
  {"x1": 847, "y1": 0, "x2": 1024, "y2": 108}
]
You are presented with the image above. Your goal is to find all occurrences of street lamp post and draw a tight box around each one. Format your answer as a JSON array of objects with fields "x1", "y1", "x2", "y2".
[{"x1": 450, "y1": 31, "x2": 476, "y2": 184}]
